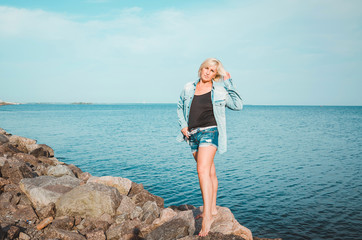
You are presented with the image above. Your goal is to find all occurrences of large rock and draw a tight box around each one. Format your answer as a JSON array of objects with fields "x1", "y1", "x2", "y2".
[
  {"x1": 28, "y1": 144, "x2": 54, "y2": 158},
  {"x1": 106, "y1": 219, "x2": 143, "y2": 240},
  {"x1": 56, "y1": 182, "x2": 121, "y2": 218},
  {"x1": 194, "y1": 206, "x2": 253, "y2": 240},
  {"x1": 8, "y1": 135, "x2": 36, "y2": 153},
  {"x1": 1, "y1": 160, "x2": 36, "y2": 184},
  {"x1": 179, "y1": 232, "x2": 246, "y2": 240},
  {"x1": 116, "y1": 195, "x2": 136, "y2": 216},
  {"x1": 141, "y1": 207, "x2": 178, "y2": 236},
  {"x1": 0, "y1": 143, "x2": 22, "y2": 156},
  {"x1": 0, "y1": 134, "x2": 9, "y2": 145},
  {"x1": 141, "y1": 201, "x2": 160, "y2": 224},
  {"x1": 19, "y1": 175, "x2": 81, "y2": 208},
  {"x1": 47, "y1": 165, "x2": 75, "y2": 177},
  {"x1": 13, "y1": 153, "x2": 40, "y2": 167},
  {"x1": 46, "y1": 227, "x2": 86, "y2": 240},
  {"x1": 87, "y1": 176, "x2": 132, "y2": 195},
  {"x1": 145, "y1": 217, "x2": 191, "y2": 240},
  {"x1": 131, "y1": 188, "x2": 164, "y2": 209}
]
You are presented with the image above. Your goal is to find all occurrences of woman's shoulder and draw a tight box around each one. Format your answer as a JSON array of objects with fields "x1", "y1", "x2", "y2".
[{"x1": 183, "y1": 81, "x2": 195, "y2": 90}]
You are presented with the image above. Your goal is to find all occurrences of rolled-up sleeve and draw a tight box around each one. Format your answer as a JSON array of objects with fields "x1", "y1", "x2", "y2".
[{"x1": 224, "y1": 78, "x2": 243, "y2": 110}]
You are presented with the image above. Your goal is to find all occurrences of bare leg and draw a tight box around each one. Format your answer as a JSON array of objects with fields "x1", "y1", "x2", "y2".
[
  {"x1": 195, "y1": 145, "x2": 217, "y2": 237},
  {"x1": 193, "y1": 152, "x2": 218, "y2": 218}
]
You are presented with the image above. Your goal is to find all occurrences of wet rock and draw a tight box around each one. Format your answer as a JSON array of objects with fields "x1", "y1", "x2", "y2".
[
  {"x1": 87, "y1": 176, "x2": 132, "y2": 195},
  {"x1": 7, "y1": 225, "x2": 20, "y2": 240},
  {"x1": 141, "y1": 201, "x2": 160, "y2": 224},
  {"x1": 56, "y1": 182, "x2": 121, "y2": 218},
  {"x1": 52, "y1": 216, "x2": 75, "y2": 230},
  {"x1": 67, "y1": 164, "x2": 83, "y2": 178},
  {"x1": 47, "y1": 165, "x2": 75, "y2": 177},
  {"x1": 1, "y1": 160, "x2": 36, "y2": 184},
  {"x1": 86, "y1": 230, "x2": 106, "y2": 240},
  {"x1": 0, "y1": 134, "x2": 9, "y2": 145},
  {"x1": 19, "y1": 175, "x2": 81, "y2": 208},
  {"x1": 131, "y1": 188, "x2": 164, "y2": 209},
  {"x1": 35, "y1": 202, "x2": 56, "y2": 219},
  {"x1": 46, "y1": 227, "x2": 86, "y2": 240},
  {"x1": 116, "y1": 195, "x2": 136, "y2": 215}
]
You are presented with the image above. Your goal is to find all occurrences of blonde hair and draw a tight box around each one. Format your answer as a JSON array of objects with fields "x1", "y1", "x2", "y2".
[{"x1": 198, "y1": 58, "x2": 227, "y2": 82}]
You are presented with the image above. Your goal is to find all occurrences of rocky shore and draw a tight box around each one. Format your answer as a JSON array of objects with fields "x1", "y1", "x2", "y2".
[{"x1": 0, "y1": 128, "x2": 281, "y2": 240}]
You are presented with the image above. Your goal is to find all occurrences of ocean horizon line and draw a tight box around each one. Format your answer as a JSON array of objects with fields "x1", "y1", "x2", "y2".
[{"x1": 1, "y1": 102, "x2": 362, "y2": 107}]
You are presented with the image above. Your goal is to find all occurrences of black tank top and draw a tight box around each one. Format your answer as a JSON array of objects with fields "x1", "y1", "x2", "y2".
[{"x1": 188, "y1": 91, "x2": 217, "y2": 130}]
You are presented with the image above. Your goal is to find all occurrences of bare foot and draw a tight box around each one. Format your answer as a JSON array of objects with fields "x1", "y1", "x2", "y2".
[
  {"x1": 195, "y1": 206, "x2": 218, "y2": 219},
  {"x1": 198, "y1": 216, "x2": 214, "y2": 237}
]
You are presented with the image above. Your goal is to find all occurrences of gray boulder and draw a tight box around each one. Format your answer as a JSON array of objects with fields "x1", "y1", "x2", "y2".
[
  {"x1": 0, "y1": 134, "x2": 9, "y2": 145},
  {"x1": 19, "y1": 175, "x2": 81, "y2": 208},
  {"x1": 56, "y1": 182, "x2": 121, "y2": 218},
  {"x1": 47, "y1": 165, "x2": 75, "y2": 177},
  {"x1": 87, "y1": 176, "x2": 132, "y2": 195},
  {"x1": 141, "y1": 201, "x2": 160, "y2": 224},
  {"x1": 145, "y1": 217, "x2": 190, "y2": 240}
]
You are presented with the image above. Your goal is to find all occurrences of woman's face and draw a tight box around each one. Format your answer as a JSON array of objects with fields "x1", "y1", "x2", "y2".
[{"x1": 200, "y1": 65, "x2": 218, "y2": 82}]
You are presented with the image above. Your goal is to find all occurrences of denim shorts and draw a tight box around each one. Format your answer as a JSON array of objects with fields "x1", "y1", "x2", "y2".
[{"x1": 188, "y1": 126, "x2": 219, "y2": 153}]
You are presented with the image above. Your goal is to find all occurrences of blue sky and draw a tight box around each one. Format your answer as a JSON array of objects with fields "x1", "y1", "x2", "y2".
[{"x1": 0, "y1": 0, "x2": 361, "y2": 105}]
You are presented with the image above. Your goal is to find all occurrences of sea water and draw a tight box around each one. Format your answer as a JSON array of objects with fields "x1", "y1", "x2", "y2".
[{"x1": 0, "y1": 104, "x2": 361, "y2": 240}]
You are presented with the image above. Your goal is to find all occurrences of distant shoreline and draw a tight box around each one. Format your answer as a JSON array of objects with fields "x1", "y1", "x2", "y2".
[{"x1": 0, "y1": 101, "x2": 20, "y2": 106}]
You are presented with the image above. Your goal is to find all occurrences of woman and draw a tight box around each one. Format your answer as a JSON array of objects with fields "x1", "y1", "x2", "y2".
[{"x1": 177, "y1": 58, "x2": 243, "y2": 236}]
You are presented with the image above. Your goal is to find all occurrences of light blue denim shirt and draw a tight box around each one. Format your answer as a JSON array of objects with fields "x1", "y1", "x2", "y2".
[{"x1": 177, "y1": 78, "x2": 243, "y2": 154}]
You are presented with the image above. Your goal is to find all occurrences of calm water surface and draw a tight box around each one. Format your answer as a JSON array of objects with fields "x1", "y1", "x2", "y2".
[{"x1": 1, "y1": 104, "x2": 361, "y2": 240}]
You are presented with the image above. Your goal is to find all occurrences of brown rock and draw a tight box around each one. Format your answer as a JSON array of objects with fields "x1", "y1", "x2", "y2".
[
  {"x1": 35, "y1": 202, "x2": 56, "y2": 219},
  {"x1": 67, "y1": 164, "x2": 83, "y2": 178},
  {"x1": 194, "y1": 206, "x2": 253, "y2": 240},
  {"x1": 106, "y1": 219, "x2": 142, "y2": 240},
  {"x1": 74, "y1": 216, "x2": 82, "y2": 226},
  {"x1": 87, "y1": 176, "x2": 132, "y2": 195},
  {"x1": 131, "y1": 188, "x2": 164, "y2": 209},
  {"x1": 56, "y1": 183, "x2": 121, "y2": 218},
  {"x1": 13, "y1": 204, "x2": 38, "y2": 222},
  {"x1": 86, "y1": 230, "x2": 106, "y2": 240},
  {"x1": 177, "y1": 204, "x2": 196, "y2": 211},
  {"x1": 0, "y1": 143, "x2": 21, "y2": 156},
  {"x1": 29, "y1": 144, "x2": 54, "y2": 158},
  {"x1": 0, "y1": 134, "x2": 9, "y2": 145},
  {"x1": 128, "y1": 181, "x2": 144, "y2": 196},
  {"x1": 8, "y1": 135, "x2": 36, "y2": 153},
  {"x1": 1, "y1": 160, "x2": 36, "y2": 184},
  {"x1": 37, "y1": 156, "x2": 58, "y2": 166},
  {"x1": 94, "y1": 221, "x2": 110, "y2": 232},
  {"x1": 145, "y1": 217, "x2": 190, "y2": 240},
  {"x1": 179, "y1": 232, "x2": 246, "y2": 240},
  {"x1": 13, "y1": 153, "x2": 39, "y2": 167},
  {"x1": 18, "y1": 232, "x2": 31, "y2": 240},
  {"x1": 97, "y1": 213, "x2": 114, "y2": 225},
  {"x1": 0, "y1": 177, "x2": 10, "y2": 191},
  {"x1": 141, "y1": 207, "x2": 177, "y2": 236},
  {"x1": 116, "y1": 195, "x2": 136, "y2": 216},
  {"x1": 79, "y1": 172, "x2": 92, "y2": 182},
  {"x1": 141, "y1": 201, "x2": 160, "y2": 224},
  {"x1": 7, "y1": 225, "x2": 20, "y2": 239},
  {"x1": 46, "y1": 227, "x2": 86, "y2": 240},
  {"x1": 52, "y1": 216, "x2": 75, "y2": 230}
]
